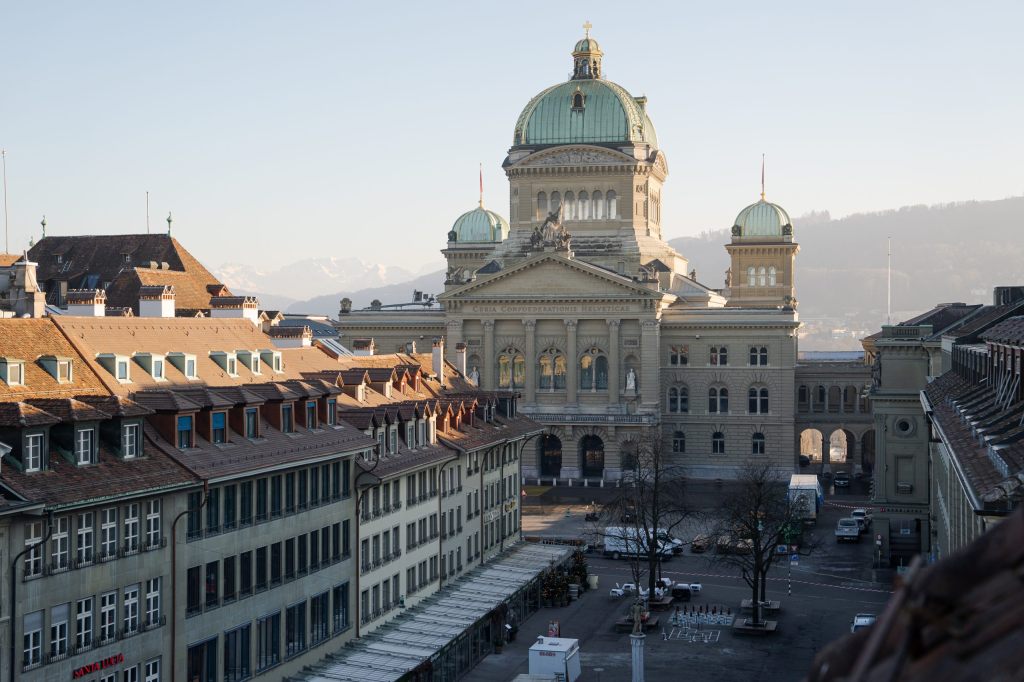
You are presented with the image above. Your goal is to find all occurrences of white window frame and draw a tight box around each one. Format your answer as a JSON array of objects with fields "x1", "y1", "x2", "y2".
[
  {"x1": 24, "y1": 522, "x2": 43, "y2": 576},
  {"x1": 145, "y1": 659, "x2": 160, "y2": 682},
  {"x1": 52, "y1": 516, "x2": 70, "y2": 571},
  {"x1": 76, "y1": 428, "x2": 95, "y2": 466},
  {"x1": 22, "y1": 612, "x2": 42, "y2": 667},
  {"x1": 58, "y1": 359, "x2": 73, "y2": 382},
  {"x1": 185, "y1": 358, "x2": 197, "y2": 378},
  {"x1": 123, "y1": 584, "x2": 140, "y2": 635},
  {"x1": 124, "y1": 503, "x2": 140, "y2": 553},
  {"x1": 116, "y1": 360, "x2": 130, "y2": 381},
  {"x1": 24, "y1": 433, "x2": 43, "y2": 472},
  {"x1": 122, "y1": 422, "x2": 140, "y2": 459},
  {"x1": 50, "y1": 603, "x2": 69, "y2": 658},
  {"x1": 152, "y1": 358, "x2": 164, "y2": 380},
  {"x1": 101, "y1": 508, "x2": 118, "y2": 559},
  {"x1": 99, "y1": 592, "x2": 116, "y2": 643},
  {"x1": 145, "y1": 499, "x2": 161, "y2": 549},
  {"x1": 145, "y1": 577, "x2": 161, "y2": 626},
  {"x1": 76, "y1": 597, "x2": 93, "y2": 649},
  {"x1": 76, "y1": 512, "x2": 94, "y2": 564}
]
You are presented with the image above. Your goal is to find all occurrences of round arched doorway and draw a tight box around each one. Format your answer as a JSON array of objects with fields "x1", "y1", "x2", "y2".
[
  {"x1": 539, "y1": 435, "x2": 562, "y2": 477},
  {"x1": 579, "y1": 435, "x2": 605, "y2": 479}
]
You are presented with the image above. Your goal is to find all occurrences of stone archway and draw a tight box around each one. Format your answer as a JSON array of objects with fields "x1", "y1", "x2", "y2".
[
  {"x1": 828, "y1": 429, "x2": 854, "y2": 463},
  {"x1": 800, "y1": 428, "x2": 824, "y2": 461},
  {"x1": 539, "y1": 434, "x2": 562, "y2": 477},
  {"x1": 579, "y1": 435, "x2": 605, "y2": 478}
]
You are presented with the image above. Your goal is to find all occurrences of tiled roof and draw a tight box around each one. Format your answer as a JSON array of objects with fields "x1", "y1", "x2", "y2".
[
  {"x1": 0, "y1": 402, "x2": 61, "y2": 428},
  {"x1": 28, "y1": 235, "x2": 227, "y2": 309},
  {"x1": 356, "y1": 444, "x2": 456, "y2": 479},
  {"x1": 24, "y1": 398, "x2": 111, "y2": 422},
  {"x1": 895, "y1": 303, "x2": 981, "y2": 338},
  {"x1": 0, "y1": 253, "x2": 23, "y2": 267},
  {"x1": 807, "y1": 508, "x2": 1024, "y2": 682},
  {"x1": 268, "y1": 326, "x2": 310, "y2": 338},
  {"x1": 981, "y1": 316, "x2": 1024, "y2": 345},
  {"x1": 74, "y1": 395, "x2": 153, "y2": 418},
  {"x1": 131, "y1": 390, "x2": 205, "y2": 412},
  {"x1": 439, "y1": 415, "x2": 543, "y2": 453},
  {"x1": 209, "y1": 296, "x2": 258, "y2": 308},
  {"x1": 243, "y1": 383, "x2": 301, "y2": 402},
  {"x1": 209, "y1": 386, "x2": 266, "y2": 406},
  {"x1": 105, "y1": 307, "x2": 134, "y2": 317},
  {"x1": 0, "y1": 319, "x2": 109, "y2": 400},
  {"x1": 943, "y1": 303, "x2": 1024, "y2": 339},
  {"x1": 0, "y1": 429, "x2": 198, "y2": 507}
]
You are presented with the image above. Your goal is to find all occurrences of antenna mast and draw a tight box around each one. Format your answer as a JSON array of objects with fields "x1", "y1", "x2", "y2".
[
  {"x1": 887, "y1": 237, "x2": 892, "y2": 325},
  {"x1": 146, "y1": 191, "x2": 150, "y2": 234}
]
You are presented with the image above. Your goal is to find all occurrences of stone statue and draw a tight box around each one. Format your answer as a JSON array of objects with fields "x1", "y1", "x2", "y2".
[
  {"x1": 530, "y1": 226, "x2": 544, "y2": 248},
  {"x1": 468, "y1": 366, "x2": 480, "y2": 386},
  {"x1": 630, "y1": 599, "x2": 645, "y2": 634},
  {"x1": 541, "y1": 203, "x2": 564, "y2": 243},
  {"x1": 724, "y1": 268, "x2": 732, "y2": 287},
  {"x1": 625, "y1": 368, "x2": 637, "y2": 392}
]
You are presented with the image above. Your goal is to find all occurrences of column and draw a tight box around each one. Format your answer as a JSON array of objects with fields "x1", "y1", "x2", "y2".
[
  {"x1": 607, "y1": 319, "x2": 621, "y2": 406},
  {"x1": 639, "y1": 319, "x2": 660, "y2": 407},
  {"x1": 523, "y1": 319, "x2": 537, "y2": 404},
  {"x1": 482, "y1": 320, "x2": 495, "y2": 391},
  {"x1": 821, "y1": 433, "x2": 830, "y2": 470},
  {"x1": 445, "y1": 318, "x2": 463, "y2": 368},
  {"x1": 565, "y1": 319, "x2": 578, "y2": 406}
]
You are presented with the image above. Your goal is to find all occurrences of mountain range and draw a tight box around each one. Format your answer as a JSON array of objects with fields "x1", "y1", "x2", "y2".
[{"x1": 221, "y1": 197, "x2": 1024, "y2": 340}]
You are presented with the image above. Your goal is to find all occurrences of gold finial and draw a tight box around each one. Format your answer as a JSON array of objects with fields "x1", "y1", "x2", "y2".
[{"x1": 583, "y1": 20, "x2": 592, "y2": 38}]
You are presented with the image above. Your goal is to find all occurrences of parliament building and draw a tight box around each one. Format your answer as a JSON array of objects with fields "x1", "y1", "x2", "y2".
[{"x1": 338, "y1": 29, "x2": 802, "y2": 481}]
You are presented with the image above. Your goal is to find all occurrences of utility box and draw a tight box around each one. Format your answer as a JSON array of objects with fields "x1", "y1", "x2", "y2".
[{"x1": 528, "y1": 636, "x2": 581, "y2": 682}]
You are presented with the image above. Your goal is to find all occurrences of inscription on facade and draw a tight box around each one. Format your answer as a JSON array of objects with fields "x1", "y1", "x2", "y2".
[{"x1": 467, "y1": 304, "x2": 633, "y2": 314}]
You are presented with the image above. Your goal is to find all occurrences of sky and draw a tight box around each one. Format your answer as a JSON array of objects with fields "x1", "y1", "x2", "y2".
[{"x1": 3, "y1": 1, "x2": 1023, "y2": 273}]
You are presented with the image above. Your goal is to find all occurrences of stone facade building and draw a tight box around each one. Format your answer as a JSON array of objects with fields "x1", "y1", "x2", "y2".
[{"x1": 337, "y1": 30, "x2": 803, "y2": 480}]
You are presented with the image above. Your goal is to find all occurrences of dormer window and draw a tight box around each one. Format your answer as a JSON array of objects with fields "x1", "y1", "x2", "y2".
[
  {"x1": 0, "y1": 359, "x2": 25, "y2": 386},
  {"x1": 168, "y1": 353, "x2": 198, "y2": 380},
  {"x1": 24, "y1": 433, "x2": 44, "y2": 472},
  {"x1": 305, "y1": 401, "x2": 317, "y2": 430},
  {"x1": 236, "y1": 350, "x2": 261, "y2": 374},
  {"x1": 97, "y1": 354, "x2": 132, "y2": 383},
  {"x1": 572, "y1": 92, "x2": 585, "y2": 109},
  {"x1": 260, "y1": 350, "x2": 283, "y2": 373},
  {"x1": 122, "y1": 422, "x2": 140, "y2": 458},
  {"x1": 245, "y1": 408, "x2": 259, "y2": 438},
  {"x1": 212, "y1": 412, "x2": 227, "y2": 444},
  {"x1": 55, "y1": 254, "x2": 63, "y2": 265},
  {"x1": 418, "y1": 421, "x2": 425, "y2": 446},
  {"x1": 121, "y1": 253, "x2": 131, "y2": 264},
  {"x1": 117, "y1": 361, "x2": 130, "y2": 381},
  {"x1": 227, "y1": 357, "x2": 237, "y2": 375},
  {"x1": 76, "y1": 428, "x2": 96, "y2": 466},
  {"x1": 177, "y1": 416, "x2": 193, "y2": 449},
  {"x1": 326, "y1": 399, "x2": 336, "y2": 426},
  {"x1": 58, "y1": 360, "x2": 72, "y2": 382},
  {"x1": 133, "y1": 353, "x2": 166, "y2": 381},
  {"x1": 210, "y1": 351, "x2": 238, "y2": 377},
  {"x1": 153, "y1": 359, "x2": 164, "y2": 379},
  {"x1": 281, "y1": 404, "x2": 294, "y2": 433}
]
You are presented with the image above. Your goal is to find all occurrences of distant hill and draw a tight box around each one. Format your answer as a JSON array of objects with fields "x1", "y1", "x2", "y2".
[
  {"x1": 671, "y1": 196, "x2": 1024, "y2": 323},
  {"x1": 286, "y1": 269, "x2": 446, "y2": 316},
  {"x1": 215, "y1": 257, "x2": 416, "y2": 302}
]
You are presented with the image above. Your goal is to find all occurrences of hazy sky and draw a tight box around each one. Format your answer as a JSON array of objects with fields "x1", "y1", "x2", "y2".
[{"x1": 3, "y1": 1, "x2": 1022, "y2": 272}]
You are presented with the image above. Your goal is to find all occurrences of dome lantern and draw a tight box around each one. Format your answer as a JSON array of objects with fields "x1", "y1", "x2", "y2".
[{"x1": 572, "y1": 21, "x2": 602, "y2": 80}]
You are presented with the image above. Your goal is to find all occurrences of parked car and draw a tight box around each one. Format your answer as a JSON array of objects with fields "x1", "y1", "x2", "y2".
[
  {"x1": 690, "y1": 533, "x2": 711, "y2": 553},
  {"x1": 835, "y1": 518, "x2": 861, "y2": 543},
  {"x1": 834, "y1": 471, "x2": 851, "y2": 488},
  {"x1": 851, "y1": 613, "x2": 877, "y2": 633},
  {"x1": 798, "y1": 454, "x2": 811, "y2": 467},
  {"x1": 850, "y1": 508, "x2": 872, "y2": 532}
]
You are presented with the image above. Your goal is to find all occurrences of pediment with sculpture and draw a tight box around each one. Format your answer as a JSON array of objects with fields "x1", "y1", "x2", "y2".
[{"x1": 518, "y1": 145, "x2": 636, "y2": 168}]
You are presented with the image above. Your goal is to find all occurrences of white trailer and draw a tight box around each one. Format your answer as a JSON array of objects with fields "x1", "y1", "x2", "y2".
[
  {"x1": 603, "y1": 526, "x2": 675, "y2": 559},
  {"x1": 528, "y1": 637, "x2": 581, "y2": 682},
  {"x1": 789, "y1": 474, "x2": 824, "y2": 524}
]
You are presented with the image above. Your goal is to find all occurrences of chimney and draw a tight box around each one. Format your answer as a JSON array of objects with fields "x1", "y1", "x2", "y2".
[
  {"x1": 432, "y1": 337, "x2": 444, "y2": 384},
  {"x1": 209, "y1": 296, "x2": 260, "y2": 325},
  {"x1": 139, "y1": 285, "x2": 175, "y2": 318},
  {"x1": 12, "y1": 258, "x2": 46, "y2": 318},
  {"x1": 454, "y1": 342, "x2": 467, "y2": 376},
  {"x1": 66, "y1": 289, "x2": 107, "y2": 317},
  {"x1": 351, "y1": 338, "x2": 375, "y2": 356},
  {"x1": 268, "y1": 325, "x2": 313, "y2": 348}
]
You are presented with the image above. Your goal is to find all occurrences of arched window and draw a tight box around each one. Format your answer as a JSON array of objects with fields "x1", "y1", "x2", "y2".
[
  {"x1": 747, "y1": 266, "x2": 756, "y2": 286},
  {"x1": 563, "y1": 191, "x2": 575, "y2": 220},
  {"x1": 815, "y1": 385, "x2": 826, "y2": 412},
  {"x1": 748, "y1": 387, "x2": 769, "y2": 414},
  {"x1": 672, "y1": 431, "x2": 686, "y2": 453},
  {"x1": 579, "y1": 348, "x2": 608, "y2": 391},
  {"x1": 537, "y1": 192, "x2": 548, "y2": 219},
  {"x1": 712, "y1": 431, "x2": 725, "y2": 455},
  {"x1": 550, "y1": 191, "x2": 561, "y2": 212},
  {"x1": 751, "y1": 432, "x2": 766, "y2": 455},
  {"x1": 498, "y1": 348, "x2": 525, "y2": 389},
  {"x1": 667, "y1": 386, "x2": 688, "y2": 413},
  {"x1": 758, "y1": 266, "x2": 767, "y2": 286},
  {"x1": 708, "y1": 387, "x2": 728, "y2": 414},
  {"x1": 710, "y1": 346, "x2": 728, "y2": 366},
  {"x1": 572, "y1": 92, "x2": 584, "y2": 108},
  {"x1": 768, "y1": 266, "x2": 777, "y2": 286},
  {"x1": 592, "y1": 191, "x2": 604, "y2": 219},
  {"x1": 538, "y1": 347, "x2": 566, "y2": 390},
  {"x1": 606, "y1": 190, "x2": 617, "y2": 219},
  {"x1": 578, "y1": 191, "x2": 590, "y2": 220}
]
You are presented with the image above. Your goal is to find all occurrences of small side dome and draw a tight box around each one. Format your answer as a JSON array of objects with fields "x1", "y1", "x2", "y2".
[
  {"x1": 732, "y1": 199, "x2": 792, "y2": 238},
  {"x1": 449, "y1": 206, "x2": 510, "y2": 243}
]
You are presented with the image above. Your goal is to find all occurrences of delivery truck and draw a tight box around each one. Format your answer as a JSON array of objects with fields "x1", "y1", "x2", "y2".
[{"x1": 603, "y1": 526, "x2": 675, "y2": 560}]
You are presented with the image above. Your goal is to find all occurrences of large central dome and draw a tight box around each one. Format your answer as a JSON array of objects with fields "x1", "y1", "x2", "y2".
[{"x1": 512, "y1": 33, "x2": 658, "y2": 147}]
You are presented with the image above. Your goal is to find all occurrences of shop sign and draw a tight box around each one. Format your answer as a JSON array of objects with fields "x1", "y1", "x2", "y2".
[{"x1": 73, "y1": 653, "x2": 124, "y2": 679}]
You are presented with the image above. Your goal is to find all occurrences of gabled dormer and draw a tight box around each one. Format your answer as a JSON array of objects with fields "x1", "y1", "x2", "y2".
[
  {"x1": 236, "y1": 350, "x2": 261, "y2": 375},
  {"x1": 0, "y1": 357, "x2": 26, "y2": 386},
  {"x1": 96, "y1": 353, "x2": 132, "y2": 383},
  {"x1": 0, "y1": 403, "x2": 59, "y2": 472},
  {"x1": 37, "y1": 355, "x2": 74, "y2": 384},
  {"x1": 210, "y1": 351, "x2": 239, "y2": 377},
  {"x1": 259, "y1": 349, "x2": 283, "y2": 373},
  {"x1": 133, "y1": 352, "x2": 167, "y2": 381},
  {"x1": 167, "y1": 352, "x2": 199, "y2": 380}
]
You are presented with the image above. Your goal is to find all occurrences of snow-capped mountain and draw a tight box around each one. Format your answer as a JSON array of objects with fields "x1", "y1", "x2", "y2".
[{"x1": 214, "y1": 257, "x2": 418, "y2": 302}]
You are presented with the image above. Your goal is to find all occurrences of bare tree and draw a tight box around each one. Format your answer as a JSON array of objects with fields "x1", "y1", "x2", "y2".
[
  {"x1": 709, "y1": 460, "x2": 807, "y2": 627},
  {"x1": 598, "y1": 430, "x2": 690, "y2": 597}
]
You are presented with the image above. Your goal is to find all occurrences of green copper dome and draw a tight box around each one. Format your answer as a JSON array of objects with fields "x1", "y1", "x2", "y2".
[
  {"x1": 449, "y1": 205, "x2": 510, "y2": 243},
  {"x1": 513, "y1": 33, "x2": 657, "y2": 147},
  {"x1": 733, "y1": 198, "x2": 792, "y2": 238}
]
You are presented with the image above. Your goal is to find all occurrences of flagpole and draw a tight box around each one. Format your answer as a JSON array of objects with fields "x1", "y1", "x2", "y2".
[
  {"x1": 479, "y1": 163, "x2": 483, "y2": 208},
  {"x1": 760, "y1": 153, "x2": 765, "y2": 200}
]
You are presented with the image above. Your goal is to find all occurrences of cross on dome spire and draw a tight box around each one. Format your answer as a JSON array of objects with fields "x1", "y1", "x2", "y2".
[
  {"x1": 583, "y1": 20, "x2": 592, "y2": 38},
  {"x1": 571, "y1": 25, "x2": 603, "y2": 80}
]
